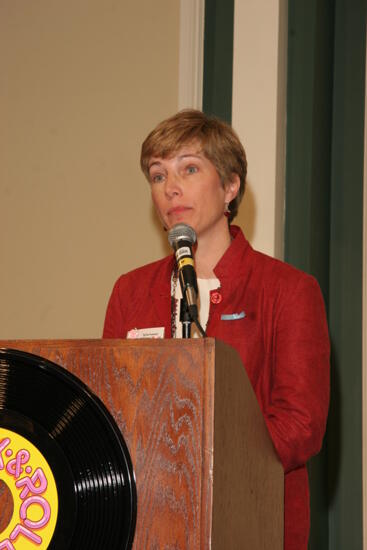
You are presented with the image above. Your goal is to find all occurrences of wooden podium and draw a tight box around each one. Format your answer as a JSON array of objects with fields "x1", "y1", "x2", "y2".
[{"x1": 0, "y1": 338, "x2": 283, "y2": 549}]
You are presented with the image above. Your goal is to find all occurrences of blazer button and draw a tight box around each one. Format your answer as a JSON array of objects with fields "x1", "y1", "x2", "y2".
[{"x1": 211, "y1": 291, "x2": 222, "y2": 304}]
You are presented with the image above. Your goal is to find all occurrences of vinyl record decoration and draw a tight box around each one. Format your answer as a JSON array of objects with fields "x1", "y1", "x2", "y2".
[{"x1": 0, "y1": 348, "x2": 137, "y2": 549}]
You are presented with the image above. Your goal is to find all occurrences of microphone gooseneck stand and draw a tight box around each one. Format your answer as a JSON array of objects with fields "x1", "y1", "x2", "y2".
[
  {"x1": 180, "y1": 298, "x2": 192, "y2": 339},
  {"x1": 179, "y1": 297, "x2": 206, "y2": 339}
]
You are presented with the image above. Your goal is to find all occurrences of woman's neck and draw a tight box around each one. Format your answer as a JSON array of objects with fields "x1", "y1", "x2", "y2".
[{"x1": 194, "y1": 225, "x2": 232, "y2": 278}]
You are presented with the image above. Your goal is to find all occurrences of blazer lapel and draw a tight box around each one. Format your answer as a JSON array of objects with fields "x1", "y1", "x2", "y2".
[{"x1": 151, "y1": 255, "x2": 174, "y2": 338}]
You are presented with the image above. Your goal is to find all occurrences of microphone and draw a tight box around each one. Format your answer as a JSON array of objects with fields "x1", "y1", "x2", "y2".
[{"x1": 168, "y1": 223, "x2": 198, "y2": 320}]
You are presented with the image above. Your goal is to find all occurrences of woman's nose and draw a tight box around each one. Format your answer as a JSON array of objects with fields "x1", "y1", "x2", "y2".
[{"x1": 164, "y1": 172, "x2": 182, "y2": 198}]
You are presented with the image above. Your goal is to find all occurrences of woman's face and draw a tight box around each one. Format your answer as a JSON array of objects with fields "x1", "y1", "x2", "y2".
[{"x1": 148, "y1": 144, "x2": 239, "y2": 241}]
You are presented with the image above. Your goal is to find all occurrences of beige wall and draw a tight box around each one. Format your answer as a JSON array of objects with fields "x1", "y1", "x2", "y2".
[
  {"x1": 0, "y1": 1, "x2": 286, "y2": 340},
  {"x1": 0, "y1": 1, "x2": 179, "y2": 339}
]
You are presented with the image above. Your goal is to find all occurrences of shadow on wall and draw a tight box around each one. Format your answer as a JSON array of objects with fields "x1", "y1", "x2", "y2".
[
  {"x1": 326, "y1": 339, "x2": 341, "y2": 507},
  {"x1": 307, "y1": 337, "x2": 340, "y2": 548},
  {"x1": 235, "y1": 178, "x2": 257, "y2": 244}
]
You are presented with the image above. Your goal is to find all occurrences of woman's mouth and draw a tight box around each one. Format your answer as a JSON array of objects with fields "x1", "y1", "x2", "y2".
[{"x1": 167, "y1": 206, "x2": 191, "y2": 216}]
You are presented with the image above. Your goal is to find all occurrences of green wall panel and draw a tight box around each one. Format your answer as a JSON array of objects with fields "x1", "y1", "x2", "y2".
[
  {"x1": 203, "y1": 0, "x2": 234, "y2": 123},
  {"x1": 285, "y1": 1, "x2": 366, "y2": 548},
  {"x1": 327, "y1": 1, "x2": 365, "y2": 548},
  {"x1": 285, "y1": 3, "x2": 335, "y2": 548}
]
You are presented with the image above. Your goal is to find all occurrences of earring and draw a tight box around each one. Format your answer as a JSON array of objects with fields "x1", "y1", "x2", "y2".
[{"x1": 224, "y1": 202, "x2": 230, "y2": 217}]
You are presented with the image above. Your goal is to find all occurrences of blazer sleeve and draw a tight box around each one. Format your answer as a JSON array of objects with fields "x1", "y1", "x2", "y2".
[
  {"x1": 103, "y1": 278, "x2": 125, "y2": 338},
  {"x1": 264, "y1": 275, "x2": 330, "y2": 473}
]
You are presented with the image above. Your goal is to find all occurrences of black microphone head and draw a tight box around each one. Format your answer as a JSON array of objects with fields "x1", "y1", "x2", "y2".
[{"x1": 167, "y1": 223, "x2": 197, "y2": 248}]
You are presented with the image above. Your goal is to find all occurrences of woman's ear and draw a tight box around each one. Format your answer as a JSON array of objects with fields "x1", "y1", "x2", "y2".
[{"x1": 224, "y1": 174, "x2": 241, "y2": 203}]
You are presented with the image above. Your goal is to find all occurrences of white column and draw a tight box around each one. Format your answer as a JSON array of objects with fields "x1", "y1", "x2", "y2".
[
  {"x1": 232, "y1": 0, "x2": 288, "y2": 258},
  {"x1": 178, "y1": 0, "x2": 205, "y2": 110}
]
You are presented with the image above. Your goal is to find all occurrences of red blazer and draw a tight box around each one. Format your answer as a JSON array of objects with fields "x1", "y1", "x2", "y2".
[{"x1": 103, "y1": 225, "x2": 330, "y2": 550}]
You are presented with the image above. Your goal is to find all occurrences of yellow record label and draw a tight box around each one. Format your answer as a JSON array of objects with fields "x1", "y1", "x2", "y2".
[
  {"x1": 0, "y1": 428, "x2": 58, "y2": 549},
  {"x1": 177, "y1": 257, "x2": 194, "y2": 269}
]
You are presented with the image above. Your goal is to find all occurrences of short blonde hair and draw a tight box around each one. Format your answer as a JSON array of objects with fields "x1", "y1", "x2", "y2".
[{"x1": 140, "y1": 109, "x2": 247, "y2": 223}]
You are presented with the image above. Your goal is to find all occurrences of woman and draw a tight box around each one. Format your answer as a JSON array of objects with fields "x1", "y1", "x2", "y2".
[{"x1": 103, "y1": 109, "x2": 330, "y2": 549}]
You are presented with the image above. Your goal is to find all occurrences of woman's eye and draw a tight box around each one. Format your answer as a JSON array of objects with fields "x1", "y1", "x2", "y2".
[
  {"x1": 186, "y1": 165, "x2": 198, "y2": 174},
  {"x1": 151, "y1": 173, "x2": 164, "y2": 183}
]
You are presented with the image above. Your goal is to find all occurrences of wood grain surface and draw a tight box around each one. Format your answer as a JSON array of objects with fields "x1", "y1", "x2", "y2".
[
  {"x1": 0, "y1": 339, "x2": 215, "y2": 549},
  {"x1": 0, "y1": 339, "x2": 283, "y2": 549}
]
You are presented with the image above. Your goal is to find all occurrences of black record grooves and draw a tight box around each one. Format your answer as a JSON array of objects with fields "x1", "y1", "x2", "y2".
[{"x1": 0, "y1": 348, "x2": 137, "y2": 549}]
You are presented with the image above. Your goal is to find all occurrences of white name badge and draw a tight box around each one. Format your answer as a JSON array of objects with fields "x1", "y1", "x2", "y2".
[{"x1": 126, "y1": 327, "x2": 165, "y2": 339}]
